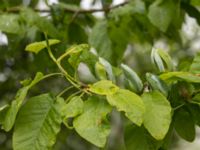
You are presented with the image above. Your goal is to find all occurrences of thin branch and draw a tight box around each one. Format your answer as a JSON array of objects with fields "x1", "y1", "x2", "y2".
[{"x1": 2, "y1": 1, "x2": 129, "y2": 14}]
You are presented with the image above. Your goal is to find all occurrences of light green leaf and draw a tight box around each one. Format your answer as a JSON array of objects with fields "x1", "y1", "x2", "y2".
[
  {"x1": 2, "y1": 72, "x2": 44, "y2": 131},
  {"x1": 73, "y1": 96, "x2": 112, "y2": 148},
  {"x1": 63, "y1": 96, "x2": 84, "y2": 118},
  {"x1": 190, "y1": 52, "x2": 200, "y2": 74},
  {"x1": 107, "y1": 89, "x2": 145, "y2": 126},
  {"x1": 192, "y1": 93, "x2": 200, "y2": 105},
  {"x1": 174, "y1": 108, "x2": 195, "y2": 142},
  {"x1": 148, "y1": 0, "x2": 176, "y2": 32},
  {"x1": 13, "y1": 94, "x2": 63, "y2": 150},
  {"x1": 88, "y1": 80, "x2": 119, "y2": 95},
  {"x1": 142, "y1": 91, "x2": 172, "y2": 140},
  {"x1": 25, "y1": 40, "x2": 60, "y2": 54},
  {"x1": 191, "y1": 0, "x2": 200, "y2": 6},
  {"x1": 0, "y1": 14, "x2": 21, "y2": 34},
  {"x1": 95, "y1": 62, "x2": 107, "y2": 80},
  {"x1": 151, "y1": 47, "x2": 165, "y2": 72},
  {"x1": 160, "y1": 71, "x2": 200, "y2": 83},
  {"x1": 0, "y1": 105, "x2": 9, "y2": 124}
]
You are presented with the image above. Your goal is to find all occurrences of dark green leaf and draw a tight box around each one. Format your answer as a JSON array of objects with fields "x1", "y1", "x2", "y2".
[{"x1": 190, "y1": 52, "x2": 200, "y2": 74}]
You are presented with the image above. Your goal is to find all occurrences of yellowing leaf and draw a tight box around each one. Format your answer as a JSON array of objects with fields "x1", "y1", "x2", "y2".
[
  {"x1": 25, "y1": 39, "x2": 60, "y2": 54},
  {"x1": 107, "y1": 89, "x2": 145, "y2": 126}
]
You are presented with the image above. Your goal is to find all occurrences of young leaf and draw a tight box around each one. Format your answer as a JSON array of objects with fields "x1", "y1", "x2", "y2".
[
  {"x1": 160, "y1": 71, "x2": 200, "y2": 83},
  {"x1": 106, "y1": 89, "x2": 145, "y2": 126},
  {"x1": 121, "y1": 64, "x2": 143, "y2": 93},
  {"x1": 2, "y1": 72, "x2": 43, "y2": 131},
  {"x1": 25, "y1": 39, "x2": 60, "y2": 54},
  {"x1": 142, "y1": 91, "x2": 172, "y2": 140},
  {"x1": 13, "y1": 94, "x2": 63, "y2": 150},
  {"x1": 62, "y1": 96, "x2": 84, "y2": 118},
  {"x1": 146, "y1": 73, "x2": 169, "y2": 96},
  {"x1": 174, "y1": 108, "x2": 195, "y2": 142},
  {"x1": 148, "y1": 0, "x2": 176, "y2": 32},
  {"x1": 95, "y1": 62, "x2": 107, "y2": 80},
  {"x1": 151, "y1": 47, "x2": 165, "y2": 72},
  {"x1": 88, "y1": 80, "x2": 119, "y2": 95},
  {"x1": 73, "y1": 96, "x2": 112, "y2": 148}
]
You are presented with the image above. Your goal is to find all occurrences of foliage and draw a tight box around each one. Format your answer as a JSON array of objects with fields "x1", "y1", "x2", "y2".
[{"x1": 1, "y1": 0, "x2": 200, "y2": 150}]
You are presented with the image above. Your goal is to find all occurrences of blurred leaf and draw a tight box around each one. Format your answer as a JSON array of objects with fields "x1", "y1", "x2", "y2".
[
  {"x1": 0, "y1": 14, "x2": 22, "y2": 34},
  {"x1": 25, "y1": 39, "x2": 60, "y2": 54},
  {"x1": 2, "y1": 72, "x2": 43, "y2": 131},
  {"x1": 13, "y1": 94, "x2": 63, "y2": 150},
  {"x1": 88, "y1": 80, "x2": 119, "y2": 95},
  {"x1": 160, "y1": 71, "x2": 200, "y2": 83},
  {"x1": 191, "y1": 0, "x2": 200, "y2": 6},
  {"x1": 62, "y1": 96, "x2": 83, "y2": 118},
  {"x1": 95, "y1": 62, "x2": 107, "y2": 80},
  {"x1": 107, "y1": 89, "x2": 145, "y2": 126},
  {"x1": 73, "y1": 96, "x2": 112, "y2": 148},
  {"x1": 151, "y1": 47, "x2": 165, "y2": 72},
  {"x1": 174, "y1": 108, "x2": 195, "y2": 142},
  {"x1": 142, "y1": 91, "x2": 172, "y2": 140},
  {"x1": 89, "y1": 21, "x2": 112, "y2": 61},
  {"x1": 190, "y1": 52, "x2": 200, "y2": 74},
  {"x1": 148, "y1": 0, "x2": 177, "y2": 32}
]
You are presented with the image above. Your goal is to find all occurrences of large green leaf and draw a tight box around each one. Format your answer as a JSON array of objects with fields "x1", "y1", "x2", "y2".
[
  {"x1": 0, "y1": 14, "x2": 22, "y2": 34},
  {"x1": 25, "y1": 40, "x2": 60, "y2": 54},
  {"x1": 148, "y1": 0, "x2": 176, "y2": 32},
  {"x1": 142, "y1": 91, "x2": 172, "y2": 140},
  {"x1": 190, "y1": 52, "x2": 200, "y2": 74},
  {"x1": 107, "y1": 89, "x2": 145, "y2": 126},
  {"x1": 2, "y1": 72, "x2": 43, "y2": 131},
  {"x1": 73, "y1": 96, "x2": 112, "y2": 148},
  {"x1": 160, "y1": 71, "x2": 200, "y2": 83},
  {"x1": 13, "y1": 94, "x2": 64, "y2": 150},
  {"x1": 174, "y1": 108, "x2": 195, "y2": 142},
  {"x1": 88, "y1": 80, "x2": 119, "y2": 95}
]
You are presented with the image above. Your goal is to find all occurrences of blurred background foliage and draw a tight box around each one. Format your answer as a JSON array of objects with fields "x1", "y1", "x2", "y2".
[{"x1": 0, "y1": 0, "x2": 200, "y2": 149}]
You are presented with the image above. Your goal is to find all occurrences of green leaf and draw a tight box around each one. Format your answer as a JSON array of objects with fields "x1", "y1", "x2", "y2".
[
  {"x1": 25, "y1": 39, "x2": 60, "y2": 54},
  {"x1": 62, "y1": 96, "x2": 83, "y2": 118},
  {"x1": 160, "y1": 71, "x2": 200, "y2": 83},
  {"x1": 156, "y1": 48, "x2": 173, "y2": 71},
  {"x1": 2, "y1": 72, "x2": 43, "y2": 131},
  {"x1": 190, "y1": 52, "x2": 200, "y2": 74},
  {"x1": 107, "y1": 89, "x2": 145, "y2": 126},
  {"x1": 0, "y1": 14, "x2": 22, "y2": 34},
  {"x1": 174, "y1": 108, "x2": 195, "y2": 142},
  {"x1": 13, "y1": 94, "x2": 63, "y2": 150},
  {"x1": 88, "y1": 80, "x2": 119, "y2": 95},
  {"x1": 151, "y1": 47, "x2": 165, "y2": 72},
  {"x1": 95, "y1": 62, "x2": 107, "y2": 80},
  {"x1": 89, "y1": 21, "x2": 112, "y2": 61},
  {"x1": 191, "y1": 0, "x2": 200, "y2": 6},
  {"x1": 0, "y1": 105, "x2": 9, "y2": 124},
  {"x1": 148, "y1": 0, "x2": 176, "y2": 32},
  {"x1": 73, "y1": 96, "x2": 112, "y2": 148},
  {"x1": 121, "y1": 64, "x2": 143, "y2": 93},
  {"x1": 142, "y1": 91, "x2": 172, "y2": 140},
  {"x1": 146, "y1": 73, "x2": 169, "y2": 96}
]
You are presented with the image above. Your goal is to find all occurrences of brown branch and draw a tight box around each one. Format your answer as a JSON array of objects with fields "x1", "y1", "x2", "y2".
[{"x1": 2, "y1": 1, "x2": 129, "y2": 14}]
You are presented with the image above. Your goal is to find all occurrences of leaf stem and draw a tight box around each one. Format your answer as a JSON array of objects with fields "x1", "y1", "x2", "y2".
[
  {"x1": 66, "y1": 91, "x2": 82, "y2": 102},
  {"x1": 57, "y1": 86, "x2": 74, "y2": 97},
  {"x1": 173, "y1": 103, "x2": 185, "y2": 111}
]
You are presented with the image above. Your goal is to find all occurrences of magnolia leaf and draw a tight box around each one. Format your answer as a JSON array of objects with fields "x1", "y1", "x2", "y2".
[
  {"x1": 13, "y1": 94, "x2": 63, "y2": 150},
  {"x1": 107, "y1": 89, "x2": 145, "y2": 126},
  {"x1": 73, "y1": 96, "x2": 112, "y2": 147},
  {"x1": 160, "y1": 71, "x2": 200, "y2": 83},
  {"x1": 2, "y1": 72, "x2": 43, "y2": 131},
  {"x1": 142, "y1": 91, "x2": 172, "y2": 140},
  {"x1": 174, "y1": 108, "x2": 195, "y2": 142},
  {"x1": 88, "y1": 80, "x2": 119, "y2": 95},
  {"x1": 25, "y1": 39, "x2": 60, "y2": 54}
]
